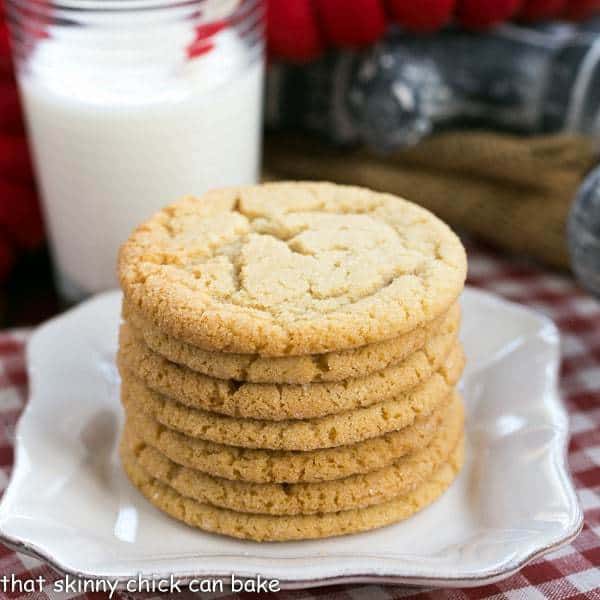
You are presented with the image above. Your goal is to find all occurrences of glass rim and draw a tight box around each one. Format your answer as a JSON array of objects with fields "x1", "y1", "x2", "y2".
[{"x1": 5, "y1": 0, "x2": 243, "y2": 13}]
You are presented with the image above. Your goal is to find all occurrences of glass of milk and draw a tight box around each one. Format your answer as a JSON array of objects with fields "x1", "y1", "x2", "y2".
[{"x1": 6, "y1": 0, "x2": 264, "y2": 302}]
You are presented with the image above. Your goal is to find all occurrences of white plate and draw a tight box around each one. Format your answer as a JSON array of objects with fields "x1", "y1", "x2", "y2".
[{"x1": 0, "y1": 288, "x2": 582, "y2": 589}]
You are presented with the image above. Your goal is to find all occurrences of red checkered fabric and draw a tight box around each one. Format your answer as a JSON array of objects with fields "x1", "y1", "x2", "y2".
[{"x1": 0, "y1": 243, "x2": 598, "y2": 600}]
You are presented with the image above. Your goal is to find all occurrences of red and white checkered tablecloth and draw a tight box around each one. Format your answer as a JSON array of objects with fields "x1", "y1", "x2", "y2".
[{"x1": 0, "y1": 244, "x2": 598, "y2": 600}]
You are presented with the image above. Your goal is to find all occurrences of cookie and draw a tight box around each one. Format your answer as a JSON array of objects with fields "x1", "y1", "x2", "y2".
[
  {"x1": 121, "y1": 343, "x2": 463, "y2": 451},
  {"x1": 117, "y1": 316, "x2": 458, "y2": 420},
  {"x1": 125, "y1": 393, "x2": 460, "y2": 483},
  {"x1": 118, "y1": 182, "x2": 467, "y2": 356},
  {"x1": 122, "y1": 301, "x2": 460, "y2": 384},
  {"x1": 123, "y1": 396, "x2": 463, "y2": 515},
  {"x1": 121, "y1": 437, "x2": 465, "y2": 541}
]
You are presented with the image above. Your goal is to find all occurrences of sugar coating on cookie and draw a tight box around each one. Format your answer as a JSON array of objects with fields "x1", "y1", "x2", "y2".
[
  {"x1": 121, "y1": 438, "x2": 465, "y2": 541},
  {"x1": 120, "y1": 343, "x2": 464, "y2": 451},
  {"x1": 124, "y1": 393, "x2": 460, "y2": 483},
  {"x1": 122, "y1": 395, "x2": 463, "y2": 515},
  {"x1": 117, "y1": 316, "x2": 459, "y2": 420},
  {"x1": 118, "y1": 182, "x2": 467, "y2": 356},
  {"x1": 123, "y1": 301, "x2": 460, "y2": 384}
]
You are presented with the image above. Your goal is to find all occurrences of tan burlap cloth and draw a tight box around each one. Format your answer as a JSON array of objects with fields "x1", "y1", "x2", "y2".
[{"x1": 265, "y1": 131, "x2": 597, "y2": 270}]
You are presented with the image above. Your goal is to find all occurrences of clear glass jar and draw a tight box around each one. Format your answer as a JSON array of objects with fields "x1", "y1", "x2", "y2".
[{"x1": 6, "y1": 0, "x2": 264, "y2": 301}]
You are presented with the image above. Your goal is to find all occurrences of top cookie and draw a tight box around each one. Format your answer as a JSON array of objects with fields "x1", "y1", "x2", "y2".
[{"x1": 119, "y1": 182, "x2": 467, "y2": 356}]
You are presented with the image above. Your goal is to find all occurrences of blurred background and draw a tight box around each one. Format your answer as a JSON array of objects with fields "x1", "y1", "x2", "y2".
[{"x1": 1, "y1": 0, "x2": 600, "y2": 327}]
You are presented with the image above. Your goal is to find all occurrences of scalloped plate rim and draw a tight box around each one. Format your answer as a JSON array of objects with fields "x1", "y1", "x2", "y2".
[{"x1": 0, "y1": 287, "x2": 583, "y2": 589}]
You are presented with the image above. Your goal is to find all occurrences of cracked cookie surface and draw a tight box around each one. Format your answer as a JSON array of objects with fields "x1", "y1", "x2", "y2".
[
  {"x1": 118, "y1": 316, "x2": 459, "y2": 420},
  {"x1": 124, "y1": 393, "x2": 459, "y2": 483},
  {"x1": 120, "y1": 343, "x2": 464, "y2": 451},
  {"x1": 122, "y1": 301, "x2": 460, "y2": 384},
  {"x1": 118, "y1": 182, "x2": 467, "y2": 356},
  {"x1": 123, "y1": 395, "x2": 463, "y2": 515},
  {"x1": 121, "y1": 436, "x2": 465, "y2": 541}
]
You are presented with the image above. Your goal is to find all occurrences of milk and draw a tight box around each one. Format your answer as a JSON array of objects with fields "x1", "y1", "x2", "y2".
[{"x1": 18, "y1": 17, "x2": 264, "y2": 300}]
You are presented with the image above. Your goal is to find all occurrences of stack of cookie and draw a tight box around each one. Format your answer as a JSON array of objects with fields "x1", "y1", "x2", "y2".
[{"x1": 117, "y1": 182, "x2": 468, "y2": 542}]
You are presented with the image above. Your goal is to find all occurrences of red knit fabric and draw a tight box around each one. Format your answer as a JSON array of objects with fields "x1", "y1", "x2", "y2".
[
  {"x1": 267, "y1": 0, "x2": 324, "y2": 61},
  {"x1": 387, "y1": 0, "x2": 457, "y2": 33},
  {"x1": 563, "y1": 0, "x2": 600, "y2": 19},
  {"x1": 313, "y1": 0, "x2": 387, "y2": 47},
  {"x1": 457, "y1": 0, "x2": 524, "y2": 28},
  {"x1": 0, "y1": 4, "x2": 45, "y2": 282},
  {"x1": 518, "y1": 0, "x2": 568, "y2": 20}
]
